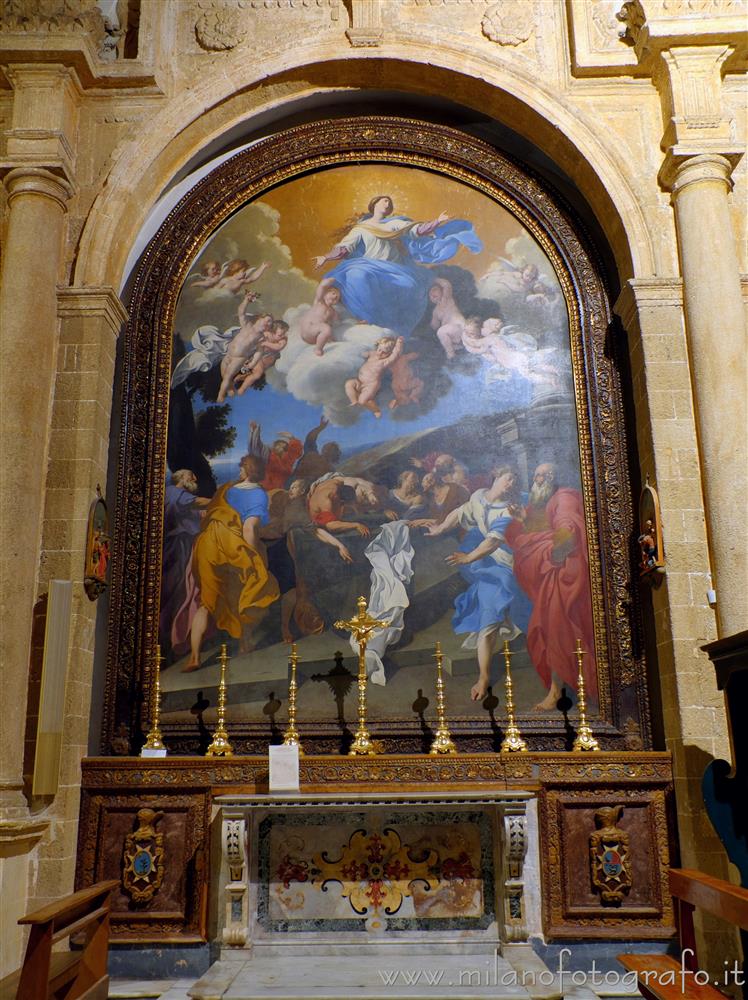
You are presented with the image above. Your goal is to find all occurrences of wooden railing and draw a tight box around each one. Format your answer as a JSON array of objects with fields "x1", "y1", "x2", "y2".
[
  {"x1": 0, "y1": 880, "x2": 119, "y2": 1000},
  {"x1": 619, "y1": 868, "x2": 748, "y2": 1000}
]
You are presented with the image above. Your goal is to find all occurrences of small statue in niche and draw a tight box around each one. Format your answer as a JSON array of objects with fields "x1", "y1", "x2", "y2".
[
  {"x1": 638, "y1": 477, "x2": 665, "y2": 579},
  {"x1": 638, "y1": 518, "x2": 658, "y2": 572},
  {"x1": 84, "y1": 486, "x2": 110, "y2": 600},
  {"x1": 589, "y1": 805, "x2": 632, "y2": 905}
]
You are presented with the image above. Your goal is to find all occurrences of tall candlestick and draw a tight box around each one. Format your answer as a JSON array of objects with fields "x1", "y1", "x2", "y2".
[
  {"x1": 283, "y1": 643, "x2": 303, "y2": 753},
  {"x1": 206, "y1": 643, "x2": 234, "y2": 757},
  {"x1": 334, "y1": 596, "x2": 389, "y2": 756},
  {"x1": 500, "y1": 640, "x2": 527, "y2": 753},
  {"x1": 429, "y1": 641, "x2": 457, "y2": 755},
  {"x1": 143, "y1": 646, "x2": 165, "y2": 752},
  {"x1": 572, "y1": 639, "x2": 600, "y2": 752}
]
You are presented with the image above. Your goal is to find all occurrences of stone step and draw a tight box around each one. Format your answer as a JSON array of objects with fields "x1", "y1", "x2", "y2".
[{"x1": 187, "y1": 952, "x2": 569, "y2": 1000}]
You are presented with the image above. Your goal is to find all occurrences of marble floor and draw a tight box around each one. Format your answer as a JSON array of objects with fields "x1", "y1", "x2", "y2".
[
  {"x1": 176, "y1": 947, "x2": 582, "y2": 1000},
  {"x1": 109, "y1": 945, "x2": 638, "y2": 999}
]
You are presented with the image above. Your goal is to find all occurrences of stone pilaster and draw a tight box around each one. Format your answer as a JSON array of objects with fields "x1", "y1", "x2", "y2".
[
  {"x1": 655, "y1": 45, "x2": 747, "y2": 638},
  {"x1": 617, "y1": 7, "x2": 748, "y2": 635},
  {"x1": 0, "y1": 821, "x2": 47, "y2": 978},
  {"x1": 26, "y1": 287, "x2": 127, "y2": 915},
  {"x1": 0, "y1": 166, "x2": 73, "y2": 819},
  {"x1": 616, "y1": 277, "x2": 738, "y2": 976}
]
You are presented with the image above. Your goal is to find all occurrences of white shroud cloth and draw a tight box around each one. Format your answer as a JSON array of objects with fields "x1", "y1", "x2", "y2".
[
  {"x1": 170, "y1": 324, "x2": 238, "y2": 388},
  {"x1": 349, "y1": 520, "x2": 415, "y2": 685}
]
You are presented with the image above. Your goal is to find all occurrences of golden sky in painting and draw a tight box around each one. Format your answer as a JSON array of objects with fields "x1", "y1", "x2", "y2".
[{"x1": 258, "y1": 163, "x2": 526, "y2": 279}]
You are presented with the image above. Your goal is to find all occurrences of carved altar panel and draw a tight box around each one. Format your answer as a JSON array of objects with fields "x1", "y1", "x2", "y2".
[
  {"x1": 540, "y1": 786, "x2": 676, "y2": 939},
  {"x1": 76, "y1": 788, "x2": 210, "y2": 940}
]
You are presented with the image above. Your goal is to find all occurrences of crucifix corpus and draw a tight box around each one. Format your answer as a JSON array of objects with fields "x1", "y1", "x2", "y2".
[{"x1": 334, "y1": 596, "x2": 390, "y2": 755}]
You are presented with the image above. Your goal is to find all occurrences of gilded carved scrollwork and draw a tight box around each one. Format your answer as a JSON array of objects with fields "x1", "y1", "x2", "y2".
[
  {"x1": 79, "y1": 752, "x2": 675, "y2": 791},
  {"x1": 540, "y1": 786, "x2": 674, "y2": 936},
  {"x1": 589, "y1": 805, "x2": 632, "y2": 905},
  {"x1": 75, "y1": 788, "x2": 211, "y2": 941},
  {"x1": 122, "y1": 807, "x2": 165, "y2": 903}
]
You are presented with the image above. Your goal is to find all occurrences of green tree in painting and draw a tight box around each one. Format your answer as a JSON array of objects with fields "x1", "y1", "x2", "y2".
[{"x1": 195, "y1": 404, "x2": 236, "y2": 459}]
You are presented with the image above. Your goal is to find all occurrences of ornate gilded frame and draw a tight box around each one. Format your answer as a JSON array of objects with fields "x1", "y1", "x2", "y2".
[{"x1": 102, "y1": 117, "x2": 648, "y2": 755}]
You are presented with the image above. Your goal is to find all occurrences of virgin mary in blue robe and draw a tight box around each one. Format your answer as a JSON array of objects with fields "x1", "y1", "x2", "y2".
[{"x1": 316, "y1": 196, "x2": 482, "y2": 336}]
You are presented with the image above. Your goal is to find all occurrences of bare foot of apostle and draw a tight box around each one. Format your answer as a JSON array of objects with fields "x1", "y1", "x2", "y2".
[
  {"x1": 471, "y1": 676, "x2": 490, "y2": 701},
  {"x1": 181, "y1": 659, "x2": 201, "y2": 672},
  {"x1": 533, "y1": 682, "x2": 561, "y2": 711}
]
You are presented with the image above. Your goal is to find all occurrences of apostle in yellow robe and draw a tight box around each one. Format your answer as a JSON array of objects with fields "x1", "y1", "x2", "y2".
[{"x1": 184, "y1": 454, "x2": 279, "y2": 670}]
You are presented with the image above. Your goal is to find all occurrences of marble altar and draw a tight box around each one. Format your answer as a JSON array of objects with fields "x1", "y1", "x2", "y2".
[{"x1": 215, "y1": 789, "x2": 537, "y2": 956}]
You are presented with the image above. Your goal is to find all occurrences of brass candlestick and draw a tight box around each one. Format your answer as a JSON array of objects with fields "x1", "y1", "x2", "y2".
[
  {"x1": 334, "y1": 596, "x2": 389, "y2": 756},
  {"x1": 282, "y1": 643, "x2": 303, "y2": 753},
  {"x1": 143, "y1": 646, "x2": 166, "y2": 752},
  {"x1": 206, "y1": 644, "x2": 234, "y2": 757},
  {"x1": 500, "y1": 640, "x2": 527, "y2": 753},
  {"x1": 429, "y1": 641, "x2": 456, "y2": 755},
  {"x1": 572, "y1": 639, "x2": 600, "y2": 752}
]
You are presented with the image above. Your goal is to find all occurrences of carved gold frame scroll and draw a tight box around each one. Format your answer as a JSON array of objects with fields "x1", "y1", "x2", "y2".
[{"x1": 102, "y1": 117, "x2": 649, "y2": 756}]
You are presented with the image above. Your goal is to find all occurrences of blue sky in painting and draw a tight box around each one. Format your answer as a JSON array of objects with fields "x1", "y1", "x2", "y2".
[{"x1": 202, "y1": 368, "x2": 531, "y2": 484}]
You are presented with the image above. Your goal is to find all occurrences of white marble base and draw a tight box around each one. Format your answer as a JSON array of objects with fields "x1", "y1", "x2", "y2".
[
  {"x1": 233, "y1": 942, "x2": 501, "y2": 958},
  {"x1": 189, "y1": 951, "x2": 564, "y2": 1000},
  {"x1": 109, "y1": 981, "x2": 195, "y2": 998}
]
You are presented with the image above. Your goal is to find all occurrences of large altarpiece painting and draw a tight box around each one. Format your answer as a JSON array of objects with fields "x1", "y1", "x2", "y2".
[{"x1": 102, "y1": 119, "x2": 648, "y2": 756}]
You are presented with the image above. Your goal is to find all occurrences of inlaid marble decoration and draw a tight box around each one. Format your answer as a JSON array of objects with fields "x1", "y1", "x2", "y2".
[{"x1": 257, "y1": 810, "x2": 493, "y2": 933}]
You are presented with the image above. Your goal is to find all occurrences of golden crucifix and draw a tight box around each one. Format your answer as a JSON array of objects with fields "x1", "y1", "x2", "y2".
[{"x1": 334, "y1": 596, "x2": 389, "y2": 756}]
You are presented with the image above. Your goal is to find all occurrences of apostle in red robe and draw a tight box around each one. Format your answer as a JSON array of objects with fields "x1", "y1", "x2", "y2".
[
  {"x1": 505, "y1": 462, "x2": 598, "y2": 709},
  {"x1": 248, "y1": 420, "x2": 303, "y2": 492}
]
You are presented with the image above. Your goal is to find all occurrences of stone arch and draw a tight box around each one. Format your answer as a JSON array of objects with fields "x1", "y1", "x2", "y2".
[{"x1": 74, "y1": 49, "x2": 655, "y2": 291}]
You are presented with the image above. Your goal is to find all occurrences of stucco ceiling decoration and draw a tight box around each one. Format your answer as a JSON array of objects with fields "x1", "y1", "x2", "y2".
[
  {"x1": 195, "y1": 1, "x2": 248, "y2": 51},
  {"x1": 193, "y1": 0, "x2": 342, "y2": 51},
  {"x1": 616, "y1": 0, "x2": 748, "y2": 74},
  {"x1": 0, "y1": 0, "x2": 106, "y2": 44},
  {"x1": 617, "y1": 0, "x2": 748, "y2": 48},
  {"x1": 481, "y1": 1, "x2": 535, "y2": 46}
]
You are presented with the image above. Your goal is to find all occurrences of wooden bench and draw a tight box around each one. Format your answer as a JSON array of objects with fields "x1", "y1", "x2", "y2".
[
  {"x1": 619, "y1": 868, "x2": 748, "y2": 1000},
  {"x1": 0, "y1": 880, "x2": 119, "y2": 1000}
]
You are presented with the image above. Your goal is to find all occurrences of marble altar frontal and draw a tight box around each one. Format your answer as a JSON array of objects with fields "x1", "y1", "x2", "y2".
[
  {"x1": 217, "y1": 789, "x2": 534, "y2": 955},
  {"x1": 261, "y1": 810, "x2": 491, "y2": 933}
]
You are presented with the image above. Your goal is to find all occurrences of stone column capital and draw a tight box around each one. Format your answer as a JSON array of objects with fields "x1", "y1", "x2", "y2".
[
  {"x1": 2, "y1": 165, "x2": 74, "y2": 210},
  {"x1": 660, "y1": 149, "x2": 743, "y2": 196},
  {"x1": 57, "y1": 285, "x2": 129, "y2": 335},
  {"x1": 3, "y1": 61, "x2": 84, "y2": 94},
  {"x1": 614, "y1": 277, "x2": 684, "y2": 330},
  {"x1": 0, "y1": 817, "x2": 48, "y2": 849}
]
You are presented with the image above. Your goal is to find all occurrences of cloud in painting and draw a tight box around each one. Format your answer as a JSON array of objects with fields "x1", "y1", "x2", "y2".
[
  {"x1": 476, "y1": 231, "x2": 567, "y2": 343},
  {"x1": 268, "y1": 309, "x2": 395, "y2": 426},
  {"x1": 481, "y1": 232, "x2": 560, "y2": 288},
  {"x1": 175, "y1": 202, "x2": 317, "y2": 336}
]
